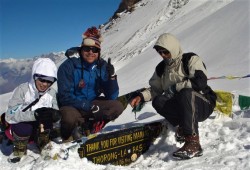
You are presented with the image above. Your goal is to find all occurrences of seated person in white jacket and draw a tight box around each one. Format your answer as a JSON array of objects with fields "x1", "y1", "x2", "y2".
[{"x1": 4, "y1": 58, "x2": 60, "y2": 163}]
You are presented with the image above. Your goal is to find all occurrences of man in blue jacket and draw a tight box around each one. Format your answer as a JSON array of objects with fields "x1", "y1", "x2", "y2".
[{"x1": 57, "y1": 27, "x2": 124, "y2": 141}]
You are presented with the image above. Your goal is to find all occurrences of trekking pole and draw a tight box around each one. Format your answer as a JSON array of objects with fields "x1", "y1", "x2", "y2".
[
  {"x1": 132, "y1": 102, "x2": 144, "y2": 120},
  {"x1": 133, "y1": 110, "x2": 137, "y2": 120}
]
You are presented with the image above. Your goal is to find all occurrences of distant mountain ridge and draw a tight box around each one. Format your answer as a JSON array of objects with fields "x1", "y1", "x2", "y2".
[
  {"x1": 0, "y1": 52, "x2": 65, "y2": 94},
  {"x1": 0, "y1": 0, "x2": 142, "y2": 95},
  {"x1": 1, "y1": 0, "x2": 247, "y2": 97},
  {"x1": 0, "y1": 0, "x2": 190, "y2": 95},
  {"x1": 0, "y1": 0, "x2": 134, "y2": 95}
]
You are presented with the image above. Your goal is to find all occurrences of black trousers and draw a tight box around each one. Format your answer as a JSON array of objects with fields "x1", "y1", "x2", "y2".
[{"x1": 152, "y1": 88, "x2": 215, "y2": 135}]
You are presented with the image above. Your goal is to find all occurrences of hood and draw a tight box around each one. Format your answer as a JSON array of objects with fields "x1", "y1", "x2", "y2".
[
  {"x1": 30, "y1": 58, "x2": 57, "y2": 94},
  {"x1": 154, "y1": 33, "x2": 183, "y2": 60},
  {"x1": 31, "y1": 58, "x2": 57, "y2": 80}
]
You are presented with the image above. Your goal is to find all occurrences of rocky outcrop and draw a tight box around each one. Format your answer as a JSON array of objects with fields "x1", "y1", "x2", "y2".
[{"x1": 111, "y1": 0, "x2": 142, "y2": 20}]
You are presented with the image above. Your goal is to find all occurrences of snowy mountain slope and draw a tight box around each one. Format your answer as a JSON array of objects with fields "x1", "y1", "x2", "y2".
[
  {"x1": 0, "y1": 0, "x2": 250, "y2": 169},
  {"x1": 101, "y1": 0, "x2": 249, "y2": 95}
]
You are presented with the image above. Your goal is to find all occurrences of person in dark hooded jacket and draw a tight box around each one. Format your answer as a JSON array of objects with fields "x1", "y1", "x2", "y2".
[
  {"x1": 130, "y1": 33, "x2": 217, "y2": 159},
  {"x1": 57, "y1": 27, "x2": 124, "y2": 141}
]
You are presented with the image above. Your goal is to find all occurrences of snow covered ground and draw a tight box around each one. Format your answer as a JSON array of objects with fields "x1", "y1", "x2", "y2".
[{"x1": 0, "y1": 0, "x2": 249, "y2": 169}]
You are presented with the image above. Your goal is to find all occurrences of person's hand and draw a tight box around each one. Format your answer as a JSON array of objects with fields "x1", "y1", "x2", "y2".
[
  {"x1": 34, "y1": 108, "x2": 53, "y2": 130},
  {"x1": 107, "y1": 58, "x2": 116, "y2": 78},
  {"x1": 130, "y1": 96, "x2": 142, "y2": 108},
  {"x1": 34, "y1": 108, "x2": 61, "y2": 129},
  {"x1": 35, "y1": 108, "x2": 61, "y2": 122},
  {"x1": 164, "y1": 85, "x2": 176, "y2": 100}
]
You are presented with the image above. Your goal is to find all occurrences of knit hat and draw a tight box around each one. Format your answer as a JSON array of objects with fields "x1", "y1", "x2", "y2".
[{"x1": 81, "y1": 27, "x2": 103, "y2": 49}]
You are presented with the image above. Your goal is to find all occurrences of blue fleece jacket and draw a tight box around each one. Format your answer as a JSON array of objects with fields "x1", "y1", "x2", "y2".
[{"x1": 57, "y1": 57, "x2": 119, "y2": 111}]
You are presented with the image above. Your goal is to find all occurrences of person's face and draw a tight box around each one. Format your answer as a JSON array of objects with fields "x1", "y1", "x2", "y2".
[
  {"x1": 35, "y1": 78, "x2": 53, "y2": 92},
  {"x1": 81, "y1": 46, "x2": 100, "y2": 64},
  {"x1": 156, "y1": 48, "x2": 171, "y2": 60}
]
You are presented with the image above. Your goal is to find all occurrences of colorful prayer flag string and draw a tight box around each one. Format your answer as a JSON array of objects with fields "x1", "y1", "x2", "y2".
[{"x1": 208, "y1": 74, "x2": 250, "y2": 80}]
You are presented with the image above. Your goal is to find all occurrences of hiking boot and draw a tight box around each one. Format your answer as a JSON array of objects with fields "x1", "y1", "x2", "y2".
[
  {"x1": 37, "y1": 129, "x2": 50, "y2": 151},
  {"x1": 63, "y1": 126, "x2": 86, "y2": 143},
  {"x1": 49, "y1": 127, "x2": 61, "y2": 140},
  {"x1": 63, "y1": 136, "x2": 74, "y2": 143},
  {"x1": 175, "y1": 126, "x2": 185, "y2": 143},
  {"x1": 173, "y1": 134, "x2": 203, "y2": 159},
  {"x1": 8, "y1": 132, "x2": 29, "y2": 163},
  {"x1": 71, "y1": 126, "x2": 84, "y2": 141}
]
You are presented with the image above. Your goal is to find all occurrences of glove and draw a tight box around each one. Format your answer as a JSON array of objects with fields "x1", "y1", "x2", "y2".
[
  {"x1": 107, "y1": 58, "x2": 116, "y2": 78},
  {"x1": 34, "y1": 108, "x2": 61, "y2": 129},
  {"x1": 164, "y1": 85, "x2": 177, "y2": 100},
  {"x1": 90, "y1": 105, "x2": 108, "y2": 121},
  {"x1": 65, "y1": 47, "x2": 80, "y2": 57},
  {"x1": 0, "y1": 113, "x2": 10, "y2": 130}
]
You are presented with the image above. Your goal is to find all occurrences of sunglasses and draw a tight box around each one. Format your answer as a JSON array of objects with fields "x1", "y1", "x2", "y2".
[
  {"x1": 37, "y1": 78, "x2": 53, "y2": 84},
  {"x1": 156, "y1": 49, "x2": 170, "y2": 55},
  {"x1": 82, "y1": 46, "x2": 100, "y2": 53}
]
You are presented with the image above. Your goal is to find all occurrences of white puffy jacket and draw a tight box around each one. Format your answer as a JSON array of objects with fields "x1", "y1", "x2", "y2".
[{"x1": 5, "y1": 58, "x2": 58, "y2": 124}]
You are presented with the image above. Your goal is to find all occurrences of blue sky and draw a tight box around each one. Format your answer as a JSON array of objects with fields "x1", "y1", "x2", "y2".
[{"x1": 0, "y1": 0, "x2": 120, "y2": 59}]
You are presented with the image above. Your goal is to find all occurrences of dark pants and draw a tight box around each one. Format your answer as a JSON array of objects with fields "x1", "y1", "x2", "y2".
[
  {"x1": 152, "y1": 88, "x2": 215, "y2": 135},
  {"x1": 9, "y1": 122, "x2": 37, "y2": 141},
  {"x1": 60, "y1": 99, "x2": 124, "y2": 140}
]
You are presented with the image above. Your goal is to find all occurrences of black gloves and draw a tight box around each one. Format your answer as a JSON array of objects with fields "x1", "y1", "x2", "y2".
[
  {"x1": 107, "y1": 58, "x2": 116, "y2": 79},
  {"x1": 34, "y1": 108, "x2": 61, "y2": 129}
]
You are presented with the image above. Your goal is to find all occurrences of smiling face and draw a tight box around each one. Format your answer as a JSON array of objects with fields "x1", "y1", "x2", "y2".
[
  {"x1": 35, "y1": 78, "x2": 53, "y2": 92},
  {"x1": 81, "y1": 46, "x2": 100, "y2": 64}
]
